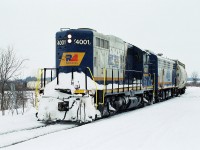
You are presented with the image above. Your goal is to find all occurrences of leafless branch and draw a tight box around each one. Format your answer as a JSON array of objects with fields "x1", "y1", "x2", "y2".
[{"x1": 0, "y1": 46, "x2": 27, "y2": 115}]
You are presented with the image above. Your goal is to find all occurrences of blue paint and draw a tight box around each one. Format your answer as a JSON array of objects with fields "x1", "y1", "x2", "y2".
[{"x1": 56, "y1": 29, "x2": 93, "y2": 75}]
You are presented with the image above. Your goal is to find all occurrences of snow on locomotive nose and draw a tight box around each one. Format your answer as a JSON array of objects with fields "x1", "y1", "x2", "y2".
[{"x1": 37, "y1": 72, "x2": 102, "y2": 122}]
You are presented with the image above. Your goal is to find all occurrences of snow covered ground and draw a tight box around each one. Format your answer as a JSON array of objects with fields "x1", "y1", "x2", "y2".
[
  {"x1": 0, "y1": 108, "x2": 40, "y2": 134},
  {"x1": 1, "y1": 87, "x2": 200, "y2": 150}
]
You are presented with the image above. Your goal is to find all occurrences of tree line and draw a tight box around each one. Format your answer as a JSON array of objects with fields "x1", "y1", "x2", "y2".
[
  {"x1": 0, "y1": 47, "x2": 29, "y2": 116},
  {"x1": 187, "y1": 71, "x2": 200, "y2": 86}
]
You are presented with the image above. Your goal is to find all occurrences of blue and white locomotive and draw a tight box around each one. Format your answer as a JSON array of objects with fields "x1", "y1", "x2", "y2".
[{"x1": 37, "y1": 28, "x2": 187, "y2": 123}]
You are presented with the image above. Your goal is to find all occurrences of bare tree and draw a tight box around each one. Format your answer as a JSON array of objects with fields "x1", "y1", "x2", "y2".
[
  {"x1": 191, "y1": 71, "x2": 199, "y2": 86},
  {"x1": 0, "y1": 46, "x2": 26, "y2": 115}
]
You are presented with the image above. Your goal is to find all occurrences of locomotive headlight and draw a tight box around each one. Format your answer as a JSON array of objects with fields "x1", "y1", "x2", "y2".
[
  {"x1": 68, "y1": 39, "x2": 72, "y2": 43},
  {"x1": 68, "y1": 34, "x2": 72, "y2": 38}
]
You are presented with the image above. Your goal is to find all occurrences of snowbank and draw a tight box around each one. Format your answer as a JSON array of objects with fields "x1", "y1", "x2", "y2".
[{"x1": 4, "y1": 87, "x2": 200, "y2": 150}]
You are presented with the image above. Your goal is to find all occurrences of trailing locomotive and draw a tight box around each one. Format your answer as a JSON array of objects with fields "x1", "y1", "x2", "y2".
[{"x1": 37, "y1": 28, "x2": 187, "y2": 123}]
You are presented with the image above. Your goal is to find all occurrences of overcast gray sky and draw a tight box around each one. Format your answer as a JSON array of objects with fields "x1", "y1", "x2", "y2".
[{"x1": 0, "y1": 0, "x2": 199, "y2": 78}]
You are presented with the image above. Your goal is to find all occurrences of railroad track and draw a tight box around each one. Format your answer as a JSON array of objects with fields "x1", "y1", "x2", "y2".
[
  {"x1": 0, "y1": 124, "x2": 50, "y2": 136},
  {"x1": 0, "y1": 122, "x2": 77, "y2": 149}
]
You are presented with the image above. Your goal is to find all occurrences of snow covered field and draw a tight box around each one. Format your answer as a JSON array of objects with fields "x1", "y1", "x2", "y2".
[{"x1": 1, "y1": 87, "x2": 200, "y2": 150}]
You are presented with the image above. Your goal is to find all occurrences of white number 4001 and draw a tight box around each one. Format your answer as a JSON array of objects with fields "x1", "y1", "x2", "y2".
[{"x1": 74, "y1": 39, "x2": 90, "y2": 45}]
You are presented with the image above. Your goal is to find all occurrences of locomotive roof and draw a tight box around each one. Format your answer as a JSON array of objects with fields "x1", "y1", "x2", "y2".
[{"x1": 157, "y1": 55, "x2": 175, "y2": 63}]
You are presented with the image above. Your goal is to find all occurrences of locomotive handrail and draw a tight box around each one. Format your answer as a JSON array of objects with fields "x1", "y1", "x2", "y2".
[
  {"x1": 39, "y1": 67, "x2": 58, "y2": 93},
  {"x1": 39, "y1": 67, "x2": 146, "y2": 108},
  {"x1": 101, "y1": 67, "x2": 142, "y2": 73},
  {"x1": 102, "y1": 68, "x2": 143, "y2": 93},
  {"x1": 124, "y1": 69, "x2": 142, "y2": 73}
]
